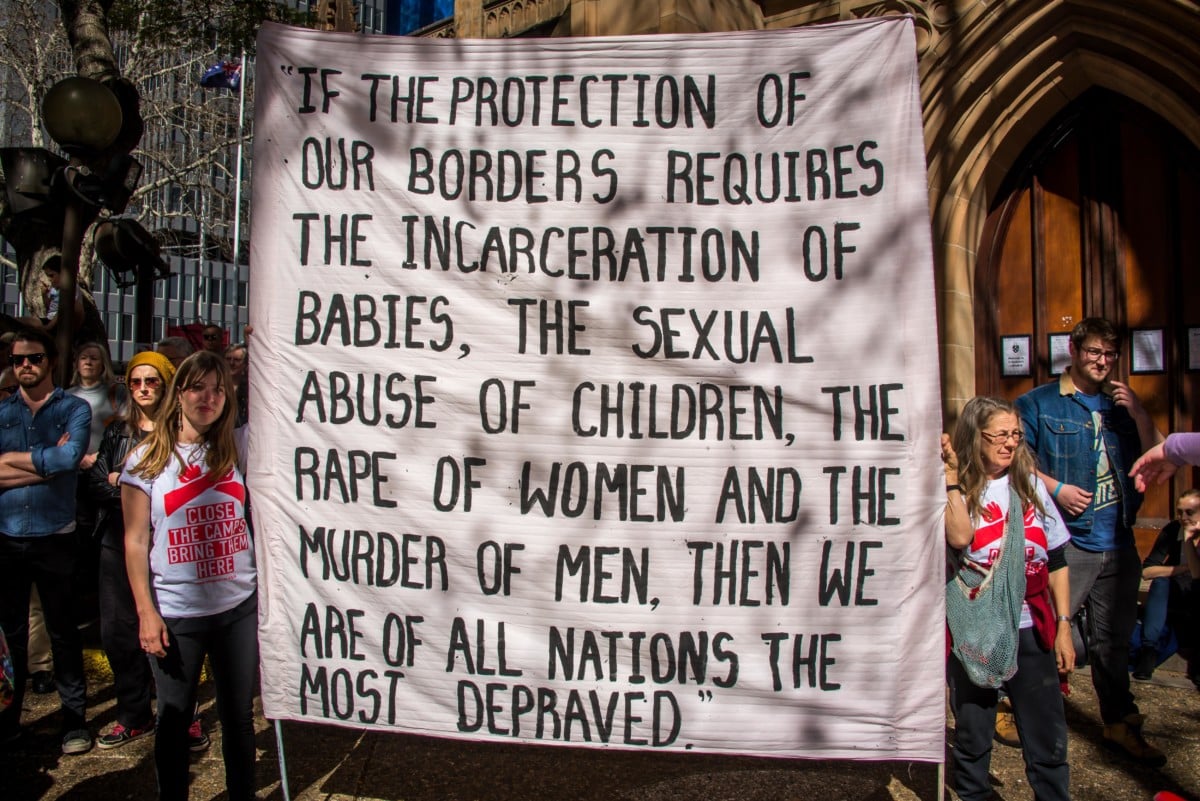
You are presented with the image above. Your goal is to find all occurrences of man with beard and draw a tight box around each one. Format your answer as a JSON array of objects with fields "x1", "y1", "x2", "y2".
[
  {"x1": 1016, "y1": 317, "x2": 1164, "y2": 766},
  {"x1": 0, "y1": 330, "x2": 93, "y2": 754}
]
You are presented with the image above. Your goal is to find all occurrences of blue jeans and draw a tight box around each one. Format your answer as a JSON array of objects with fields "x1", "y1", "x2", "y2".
[
  {"x1": 949, "y1": 627, "x2": 1069, "y2": 801},
  {"x1": 1140, "y1": 577, "x2": 1172, "y2": 649},
  {"x1": 150, "y1": 594, "x2": 259, "y2": 801},
  {"x1": 1067, "y1": 543, "x2": 1141, "y2": 724}
]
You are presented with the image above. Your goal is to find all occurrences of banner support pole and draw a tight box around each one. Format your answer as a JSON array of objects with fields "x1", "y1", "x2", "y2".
[{"x1": 273, "y1": 718, "x2": 293, "y2": 801}]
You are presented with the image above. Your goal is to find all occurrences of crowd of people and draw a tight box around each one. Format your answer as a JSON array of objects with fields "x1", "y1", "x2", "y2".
[
  {"x1": 3, "y1": 313, "x2": 1200, "y2": 801},
  {"x1": 0, "y1": 324, "x2": 255, "y2": 800},
  {"x1": 943, "y1": 317, "x2": 1200, "y2": 801}
]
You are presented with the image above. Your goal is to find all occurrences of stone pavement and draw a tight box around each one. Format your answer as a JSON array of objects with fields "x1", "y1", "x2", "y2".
[{"x1": 7, "y1": 646, "x2": 1200, "y2": 801}]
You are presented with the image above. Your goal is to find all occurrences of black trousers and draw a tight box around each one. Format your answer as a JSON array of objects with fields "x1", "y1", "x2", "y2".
[
  {"x1": 98, "y1": 538, "x2": 154, "y2": 729},
  {"x1": 949, "y1": 627, "x2": 1069, "y2": 801},
  {"x1": 0, "y1": 532, "x2": 87, "y2": 733},
  {"x1": 150, "y1": 594, "x2": 259, "y2": 801}
]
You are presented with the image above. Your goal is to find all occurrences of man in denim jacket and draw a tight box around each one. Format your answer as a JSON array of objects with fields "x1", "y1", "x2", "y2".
[
  {"x1": 1016, "y1": 317, "x2": 1163, "y2": 765},
  {"x1": 0, "y1": 330, "x2": 93, "y2": 755}
]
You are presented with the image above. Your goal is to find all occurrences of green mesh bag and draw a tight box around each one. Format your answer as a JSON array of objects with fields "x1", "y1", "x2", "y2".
[{"x1": 946, "y1": 487, "x2": 1026, "y2": 688}]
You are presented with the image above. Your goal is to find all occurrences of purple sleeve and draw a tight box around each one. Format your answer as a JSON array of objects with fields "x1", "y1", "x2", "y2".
[{"x1": 1164, "y1": 432, "x2": 1200, "y2": 466}]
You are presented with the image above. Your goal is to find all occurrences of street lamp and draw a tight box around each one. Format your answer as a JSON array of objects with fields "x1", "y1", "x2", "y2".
[
  {"x1": 42, "y1": 77, "x2": 124, "y2": 155},
  {"x1": 41, "y1": 76, "x2": 123, "y2": 384}
]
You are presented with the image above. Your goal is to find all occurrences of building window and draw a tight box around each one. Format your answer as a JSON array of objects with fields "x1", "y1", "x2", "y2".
[{"x1": 394, "y1": 0, "x2": 454, "y2": 35}]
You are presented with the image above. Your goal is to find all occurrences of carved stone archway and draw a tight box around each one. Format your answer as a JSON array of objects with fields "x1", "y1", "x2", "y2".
[
  {"x1": 918, "y1": 1, "x2": 1200, "y2": 420},
  {"x1": 433, "y1": 1, "x2": 1200, "y2": 424}
]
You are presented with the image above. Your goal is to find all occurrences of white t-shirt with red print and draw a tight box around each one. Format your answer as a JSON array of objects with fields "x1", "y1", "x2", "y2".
[
  {"x1": 961, "y1": 473, "x2": 1070, "y2": 629},
  {"x1": 121, "y1": 439, "x2": 255, "y2": 619}
]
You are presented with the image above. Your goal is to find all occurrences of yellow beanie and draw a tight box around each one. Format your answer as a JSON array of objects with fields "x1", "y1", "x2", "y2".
[{"x1": 125, "y1": 350, "x2": 176, "y2": 386}]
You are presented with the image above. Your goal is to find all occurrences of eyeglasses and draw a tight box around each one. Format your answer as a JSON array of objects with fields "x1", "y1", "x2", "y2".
[
  {"x1": 980, "y1": 429, "x2": 1023, "y2": 445},
  {"x1": 1080, "y1": 346, "x2": 1119, "y2": 362},
  {"x1": 202, "y1": 333, "x2": 221, "y2": 340},
  {"x1": 9, "y1": 353, "x2": 48, "y2": 367},
  {"x1": 128, "y1": 376, "x2": 162, "y2": 389}
]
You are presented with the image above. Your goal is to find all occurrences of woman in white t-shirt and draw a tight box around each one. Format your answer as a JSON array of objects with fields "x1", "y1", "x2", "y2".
[
  {"x1": 121, "y1": 351, "x2": 256, "y2": 801},
  {"x1": 942, "y1": 396, "x2": 1074, "y2": 801}
]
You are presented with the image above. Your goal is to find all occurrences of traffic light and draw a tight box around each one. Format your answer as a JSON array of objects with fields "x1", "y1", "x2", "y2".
[
  {"x1": 93, "y1": 217, "x2": 169, "y2": 288},
  {"x1": 0, "y1": 147, "x2": 67, "y2": 220}
]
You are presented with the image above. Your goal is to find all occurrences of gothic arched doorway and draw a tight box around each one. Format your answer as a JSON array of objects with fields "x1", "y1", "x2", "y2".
[{"x1": 974, "y1": 89, "x2": 1200, "y2": 529}]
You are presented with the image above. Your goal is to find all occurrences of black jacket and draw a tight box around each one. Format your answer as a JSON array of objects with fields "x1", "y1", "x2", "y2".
[{"x1": 85, "y1": 419, "x2": 145, "y2": 548}]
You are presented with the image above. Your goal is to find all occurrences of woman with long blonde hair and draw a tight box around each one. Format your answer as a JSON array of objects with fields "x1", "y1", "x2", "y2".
[{"x1": 121, "y1": 351, "x2": 255, "y2": 801}]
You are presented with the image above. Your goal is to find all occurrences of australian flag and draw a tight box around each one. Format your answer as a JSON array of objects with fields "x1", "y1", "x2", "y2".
[{"x1": 200, "y1": 61, "x2": 242, "y2": 91}]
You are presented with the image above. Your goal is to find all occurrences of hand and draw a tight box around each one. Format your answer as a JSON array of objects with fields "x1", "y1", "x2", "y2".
[
  {"x1": 80, "y1": 452, "x2": 97, "y2": 470},
  {"x1": 1054, "y1": 483, "x2": 1093, "y2": 517},
  {"x1": 940, "y1": 433, "x2": 958, "y2": 473},
  {"x1": 57, "y1": 431, "x2": 70, "y2": 447},
  {"x1": 1109, "y1": 380, "x2": 1146, "y2": 416},
  {"x1": 1129, "y1": 441, "x2": 1177, "y2": 492},
  {"x1": 139, "y1": 610, "x2": 170, "y2": 658},
  {"x1": 108, "y1": 471, "x2": 120, "y2": 487},
  {"x1": 1055, "y1": 623, "x2": 1076, "y2": 674}
]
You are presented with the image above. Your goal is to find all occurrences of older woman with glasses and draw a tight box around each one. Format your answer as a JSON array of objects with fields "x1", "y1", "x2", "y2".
[{"x1": 942, "y1": 396, "x2": 1074, "y2": 801}]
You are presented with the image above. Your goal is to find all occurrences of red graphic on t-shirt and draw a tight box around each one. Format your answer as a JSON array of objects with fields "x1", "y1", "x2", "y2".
[
  {"x1": 163, "y1": 463, "x2": 245, "y2": 517},
  {"x1": 972, "y1": 500, "x2": 1048, "y2": 566}
]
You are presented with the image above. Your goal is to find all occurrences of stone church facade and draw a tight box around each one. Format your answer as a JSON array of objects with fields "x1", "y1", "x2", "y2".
[{"x1": 427, "y1": 0, "x2": 1200, "y2": 525}]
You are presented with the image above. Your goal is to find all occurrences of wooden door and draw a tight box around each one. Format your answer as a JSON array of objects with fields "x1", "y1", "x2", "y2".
[{"x1": 975, "y1": 89, "x2": 1200, "y2": 530}]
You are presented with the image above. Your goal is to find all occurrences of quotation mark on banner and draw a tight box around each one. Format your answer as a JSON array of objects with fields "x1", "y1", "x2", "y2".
[
  {"x1": 280, "y1": 65, "x2": 294, "y2": 75},
  {"x1": 698, "y1": 690, "x2": 714, "y2": 702}
]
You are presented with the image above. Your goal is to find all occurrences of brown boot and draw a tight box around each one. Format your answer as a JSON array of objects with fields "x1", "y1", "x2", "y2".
[
  {"x1": 1102, "y1": 713, "x2": 1167, "y2": 767},
  {"x1": 993, "y1": 698, "x2": 1021, "y2": 747}
]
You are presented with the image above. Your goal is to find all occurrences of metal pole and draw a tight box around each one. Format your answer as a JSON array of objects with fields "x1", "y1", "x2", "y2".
[
  {"x1": 54, "y1": 191, "x2": 84, "y2": 386},
  {"x1": 134, "y1": 262, "x2": 154, "y2": 351},
  {"x1": 231, "y1": 49, "x2": 246, "y2": 278},
  {"x1": 196, "y1": 191, "x2": 207, "y2": 324},
  {"x1": 273, "y1": 719, "x2": 292, "y2": 801}
]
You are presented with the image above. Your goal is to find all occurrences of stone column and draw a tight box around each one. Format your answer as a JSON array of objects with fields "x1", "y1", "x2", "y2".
[{"x1": 456, "y1": 0, "x2": 484, "y2": 38}]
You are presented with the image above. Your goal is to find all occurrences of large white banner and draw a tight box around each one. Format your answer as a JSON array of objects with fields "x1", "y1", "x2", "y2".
[{"x1": 249, "y1": 18, "x2": 944, "y2": 760}]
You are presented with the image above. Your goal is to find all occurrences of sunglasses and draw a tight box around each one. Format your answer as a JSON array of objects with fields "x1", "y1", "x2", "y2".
[
  {"x1": 203, "y1": 333, "x2": 221, "y2": 340},
  {"x1": 10, "y1": 353, "x2": 48, "y2": 367},
  {"x1": 128, "y1": 376, "x2": 162, "y2": 389}
]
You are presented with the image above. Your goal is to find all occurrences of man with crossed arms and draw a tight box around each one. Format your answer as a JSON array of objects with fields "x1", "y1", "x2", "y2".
[{"x1": 0, "y1": 330, "x2": 93, "y2": 754}]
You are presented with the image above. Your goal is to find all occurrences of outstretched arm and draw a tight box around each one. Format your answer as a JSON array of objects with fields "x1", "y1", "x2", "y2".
[{"x1": 1128, "y1": 432, "x2": 1200, "y2": 492}]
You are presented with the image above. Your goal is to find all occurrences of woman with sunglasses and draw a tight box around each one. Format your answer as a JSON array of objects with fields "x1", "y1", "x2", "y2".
[
  {"x1": 942, "y1": 396, "x2": 1074, "y2": 801},
  {"x1": 85, "y1": 352, "x2": 175, "y2": 749},
  {"x1": 121, "y1": 351, "x2": 255, "y2": 801}
]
